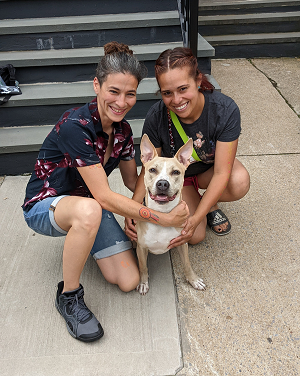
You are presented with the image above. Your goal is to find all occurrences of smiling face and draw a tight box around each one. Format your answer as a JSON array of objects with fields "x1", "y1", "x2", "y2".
[
  {"x1": 158, "y1": 66, "x2": 204, "y2": 124},
  {"x1": 93, "y1": 72, "x2": 138, "y2": 128}
]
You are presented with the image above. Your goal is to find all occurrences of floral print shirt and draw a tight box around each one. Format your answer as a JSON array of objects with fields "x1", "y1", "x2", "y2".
[{"x1": 23, "y1": 98, "x2": 135, "y2": 211}]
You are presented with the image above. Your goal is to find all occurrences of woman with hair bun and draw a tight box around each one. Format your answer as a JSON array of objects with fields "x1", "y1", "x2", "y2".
[
  {"x1": 22, "y1": 42, "x2": 189, "y2": 342},
  {"x1": 126, "y1": 47, "x2": 250, "y2": 247}
]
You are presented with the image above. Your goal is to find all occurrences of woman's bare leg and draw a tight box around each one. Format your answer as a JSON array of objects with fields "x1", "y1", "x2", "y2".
[
  {"x1": 198, "y1": 158, "x2": 250, "y2": 233},
  {"x1": 96, "y1": 250, "x2": 140, "y2": 292},
  {"x1": 54, "y1": 196, "x2": 102, "y2": 292},
  {"x1": 182, "y1": 185, "x2": 207, "y2": 244}
]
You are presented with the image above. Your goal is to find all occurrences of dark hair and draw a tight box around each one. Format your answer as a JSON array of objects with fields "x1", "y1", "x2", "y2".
[
  {"x1": 155, "y1": 47, "x2": 214, "y2": 92},
  {"x1": 96, "y1": 41, "x2": 147, "y2": 86}
]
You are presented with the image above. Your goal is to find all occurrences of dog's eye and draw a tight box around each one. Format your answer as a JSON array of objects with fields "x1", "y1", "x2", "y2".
[
  {"x1": 172, "y1": 170, "x2": 180, "y2": 175},
  {"x1": 149, "y1": 168, "x2": 156, "y2": 174}
]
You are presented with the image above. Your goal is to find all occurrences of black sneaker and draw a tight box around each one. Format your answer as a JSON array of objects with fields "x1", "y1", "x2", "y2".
[{"x1": 55, "y1": 281, "x2": 104, "y2": 342}]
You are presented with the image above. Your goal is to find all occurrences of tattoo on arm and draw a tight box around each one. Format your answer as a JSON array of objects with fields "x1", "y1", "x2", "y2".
[{"x1": 139, "y1": 207, "x2": 159, "y2": 222}]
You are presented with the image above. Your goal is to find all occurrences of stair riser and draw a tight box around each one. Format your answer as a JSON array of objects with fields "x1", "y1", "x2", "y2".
[
  {"x1": 0, "y1": 27, "x2": 182, "y2": 52},
  {"x1": 199, "y1": 20, "x2": 300, "y2": 37},
  {"x1": 0, "y1": 0, "x2": 177, "y2": 19},
  {"x1": 11, "y1": 58, "x2": 211, "y2": 84},
  {"x1": 0, "y1": 146, "x2": 143, "y2": 175},
  {"x1": 199, "y1": 4, "x2": 300, "y2": 16},
  {"x1": 0, "y1": 152, "x2": 39, "y2": 175},
  {"x1": 212, "y1": 42, "x2": 300, "y2": 58},
  {"x1": 1, "y1": 100, "x2": 159, "y2": 128}
]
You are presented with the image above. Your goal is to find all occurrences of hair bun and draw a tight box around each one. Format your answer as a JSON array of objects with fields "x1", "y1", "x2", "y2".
[{"x1": 104, "y1": 41, "x2": 133, "y2": 56}]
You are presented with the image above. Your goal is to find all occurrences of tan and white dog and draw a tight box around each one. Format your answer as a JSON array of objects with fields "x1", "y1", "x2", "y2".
[{"x1": 136, "y1": 134, "x2": 206, "y2": 295}]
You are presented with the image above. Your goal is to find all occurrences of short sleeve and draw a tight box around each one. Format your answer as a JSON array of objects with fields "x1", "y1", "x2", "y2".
[
  {"x1": 217, "y1": 101, "x2": 241, "y2": 142},
  {"x1": 142, "y1": 111, "x2": 161, "y2": 148},
  {"x1": 57, "y1": 119, "x2": 100, "y2": 167},
  {"x1": 120, "y1": 135, "x2": 135, "y2": 161}
]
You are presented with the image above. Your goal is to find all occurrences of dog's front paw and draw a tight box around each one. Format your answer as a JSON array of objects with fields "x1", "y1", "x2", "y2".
[
  {"x1": 136, "y1": 281, "x2": 149, "y2": 295},
  {"x1": 189, "y1": 277, "x2": 206, "y2": 291}
]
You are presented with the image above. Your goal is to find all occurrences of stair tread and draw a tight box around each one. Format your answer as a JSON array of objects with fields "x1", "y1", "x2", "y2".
[
  {"x1": 205, "y1": 31, "x2": 300, "y2": 41},
  {"x1": 198, "y1": 0, "x2": 300, "y2": 10},
  {"x1": 199, "y1": 10, "x2": 300, "y2": 24},
  {"x1": 1, "y1": 70, "x2": 220, "y2": 108},
  {"x1": 0, "y1": 37, "x2": 215, "y2": 67},
  {"x1": 0, "y1": 119, "x2": 144, "y2": 152},
  {"x1": 0, "y1": 11, "x2": 179, "y2": 34},
  {"x1": 1, "y1": 78, "x2": 160, "y2": 107},
  {"x1": 0, "y1": 71, "x2": 220, "y2": 153}
]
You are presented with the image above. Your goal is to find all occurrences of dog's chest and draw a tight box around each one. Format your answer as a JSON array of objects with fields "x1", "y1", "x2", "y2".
[{"x1": 138, "y1": 223, "x2": 181, "y2": 254}]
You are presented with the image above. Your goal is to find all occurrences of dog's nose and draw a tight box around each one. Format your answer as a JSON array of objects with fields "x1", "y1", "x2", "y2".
[{"x1": 156, "y1": 179, "x2": 169, "y2": 191}]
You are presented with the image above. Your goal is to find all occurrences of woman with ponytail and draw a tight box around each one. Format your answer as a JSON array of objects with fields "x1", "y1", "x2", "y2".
[
  {"x1": 22, "y1": 42, "x2": 189, "y2": 342},
  {"x1": 126, "y1": 47, "x2": 250, "y2": 248}
]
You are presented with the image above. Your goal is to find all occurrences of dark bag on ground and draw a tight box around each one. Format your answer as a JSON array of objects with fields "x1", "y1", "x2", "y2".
[{"x1": 0, "y1": 64, "x2": 22, "y2": 105}]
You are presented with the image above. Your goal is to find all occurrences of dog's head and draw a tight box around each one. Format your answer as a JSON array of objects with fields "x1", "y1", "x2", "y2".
[{"x1": 140, "y1": 134, "x2": 193, "y2": 209}]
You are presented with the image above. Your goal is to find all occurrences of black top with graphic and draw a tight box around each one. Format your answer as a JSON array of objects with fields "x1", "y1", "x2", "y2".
[
  {"x1": 23, "y1": 98, "x2": 135, "y2": 211},
  {"x1": 143, "y1": 90, "x2": 241, "y2": 177}
]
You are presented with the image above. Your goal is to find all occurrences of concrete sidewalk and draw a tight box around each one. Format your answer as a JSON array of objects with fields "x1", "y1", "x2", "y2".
[{"x1": 0, "y1": 58, "x2": 299, "y2": 376}]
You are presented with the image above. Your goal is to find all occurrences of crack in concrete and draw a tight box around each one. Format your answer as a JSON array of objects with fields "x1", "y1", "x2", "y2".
[{"x1": 248, "y1": 58, "x2": 300, "y2": 119}]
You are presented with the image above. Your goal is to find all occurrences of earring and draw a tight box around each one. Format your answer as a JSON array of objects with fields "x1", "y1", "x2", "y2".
[{"x1": 198, "y1": 85, "x2": 201, "y2": 90}]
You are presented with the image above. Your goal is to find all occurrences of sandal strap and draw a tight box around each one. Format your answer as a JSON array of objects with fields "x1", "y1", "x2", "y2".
[{"x1": 207, "y1": 209, "x2": 229, "y2": 227}]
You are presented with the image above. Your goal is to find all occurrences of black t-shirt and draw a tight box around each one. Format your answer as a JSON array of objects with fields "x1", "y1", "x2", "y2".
[{"x1": 142, "y1": 90, "x2": 241, "y2": 176}]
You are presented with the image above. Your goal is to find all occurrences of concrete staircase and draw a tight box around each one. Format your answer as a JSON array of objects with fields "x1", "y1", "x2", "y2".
[
  {"x1": 198, "y1": 0, "x2": 300, "y2": 58},
  {"x1": 0, "y1": 0, "x2": 217, "y2": 175}
]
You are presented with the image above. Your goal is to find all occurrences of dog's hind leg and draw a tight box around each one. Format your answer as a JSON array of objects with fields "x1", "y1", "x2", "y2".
[
  {"x1": 177, "y1": 244, "x2": 206, "y2": 290},
  {"x1": 136, "y1": 245, "x2": 150, "y2": 295}
]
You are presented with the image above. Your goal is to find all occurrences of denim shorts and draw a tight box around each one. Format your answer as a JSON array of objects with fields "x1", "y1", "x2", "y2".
[{"x1": 23, "y1": 196, "x2": 132, "y2": 260}]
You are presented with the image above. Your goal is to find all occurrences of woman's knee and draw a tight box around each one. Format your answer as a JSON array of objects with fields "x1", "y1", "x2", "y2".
[
  {"x1": 229, "y1": 163, "x2": 250, "y2": 199},
  {"x1": 189, "y1": 223, "x2": 206, "y2": 245},
  {"x1": 73, "y1": 199, "x2": 102, "y2": 234},
  {"x1": 189, "y1": 231, "x2": 206, "y2": 245},
  {"x1": 97, "y1": 251, "x2": 140, "y2": 292},
  {"x1": 117, "y1": 271, "x2": 140, "y2": 292},
  {"x1": 104, "y1": 268, "x2": 139, "y2": 292}
]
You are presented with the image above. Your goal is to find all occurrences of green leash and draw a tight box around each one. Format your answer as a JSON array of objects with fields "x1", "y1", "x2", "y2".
[{"x1": 169, "y1": 110, "x2": 201, "y2": 161}]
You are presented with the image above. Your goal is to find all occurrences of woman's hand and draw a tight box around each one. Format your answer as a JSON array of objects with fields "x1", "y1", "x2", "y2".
[
  {"x1": 125, "y1": 200, "x2": 189, "y2": 241},
  {"x1": 125, "y1": 217, "x2": 138, "y2": 242},
  {"x1": 168, "y1": 216, "x2": 198, "y2": 249},
  {"x1": 167, "y1": 201, "x2": 189, "y2": 228}
]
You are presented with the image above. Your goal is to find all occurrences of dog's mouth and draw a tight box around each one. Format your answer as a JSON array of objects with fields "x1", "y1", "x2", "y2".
[{"x1": 149, "y1": 191, "x2": 178, "y2": 203}]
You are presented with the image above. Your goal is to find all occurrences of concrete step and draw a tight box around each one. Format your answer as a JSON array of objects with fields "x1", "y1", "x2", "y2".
[
  {"x1": 0, "y1": 78, "x2": 159, "y2": 128},
  {"x1": 0, "y1": 72, "x2": 220, "y2": 128},
  {"x1": 0, "y1": 12, "x2": 182, "y2": 52},
  {"x1": 198, "y1": 0, "x2": 300, "y2": 15},
  {"x1": 0, "y1": 0, "x2": 177, "y2": 19},
  {"x1": 197, "y1": 0, "x2": 300, "y2": 57},
  {"x1": 0, "y1": 11, "x2": 180, "y2": 35},
  {"x1": 0, "y1": 37, "x2": 215, "y2": 83},
  {"x1": 1, "y1": 79, "x2": 159, "y2": 107},
  {"x1": 205, "y1": 31, "x2": 300, "y2": 45},
  {"x1": 0, "y1": 120, "x2": 144, "y2": 154},
  {"x1": 198, "y1": 11, "x2": 300, "y2": 36},
  {"x1": 205, "y1": 31, "x2": 300, "y2": 57},
  {"x1": 1, "y1": 76, "x2": 221, "y2": 109}
]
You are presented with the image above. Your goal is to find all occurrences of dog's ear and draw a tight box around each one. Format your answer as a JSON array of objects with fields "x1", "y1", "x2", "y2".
[
  {"x1": 175, "y1": 138, "x2": 193, "y2": 168},
  {"x1": 140, "y1": 134, "x2": 158, "y2": 164}
]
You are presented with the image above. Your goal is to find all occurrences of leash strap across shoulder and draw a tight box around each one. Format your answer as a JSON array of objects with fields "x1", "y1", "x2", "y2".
[{"x1": 169, "y1": 110, "x2": 201, "y2": 161}]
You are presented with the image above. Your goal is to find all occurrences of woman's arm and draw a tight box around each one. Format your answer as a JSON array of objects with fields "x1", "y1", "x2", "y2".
[
  {"x1": 124, "y1": 147, "x2": 162, "y2": 240},
  {"x1": 77, "y1": 163, "x2": 189, "y2": 228},
  {"x1": 119, "y1": 158, "x2": 138, "y2": 193}
]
